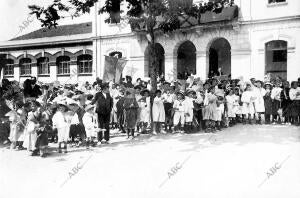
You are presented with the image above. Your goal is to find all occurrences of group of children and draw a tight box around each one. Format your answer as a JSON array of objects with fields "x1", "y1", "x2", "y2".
[{"x1": 3, "y1": 75, "x2": 300, "y2": 157}]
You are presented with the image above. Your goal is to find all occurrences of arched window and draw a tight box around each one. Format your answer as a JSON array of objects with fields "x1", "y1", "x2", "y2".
[
  {"x1": 208, "y1": 38, "x2": 231, "y2": 78},
  {"x1": 57, "y1": 56, "x2": 70, "y2": 75},
  {"x1": 19, "y1": 58, "x2": 32, "y2": 76},
  {"x1": 77, "y1": 54, "x2": 92, "y2": 74},
  {"x1": 37, "y1": 57, "x2": 50, "y2": 75},
  {"x1": 4, "y1": 59, "x2": 14, "y2": 76},
  {"x1": 265, "y1": 40, "x2": 287, "y2": 80},
  {"x1": 177, "y1": 41, "x2": 196, "y2": 80}
]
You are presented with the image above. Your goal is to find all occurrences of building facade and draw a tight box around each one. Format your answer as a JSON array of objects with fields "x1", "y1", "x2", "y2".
[{"x1": 0, "y1": 0, "x2": 299, "y2": 84}]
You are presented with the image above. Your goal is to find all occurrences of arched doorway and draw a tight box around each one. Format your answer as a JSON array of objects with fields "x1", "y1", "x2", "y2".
[
  {"x1": 265, "y1": 40, "x2": 287, "y2": 80},
  {"x1": 177, "y1": 41, "x2": 196, "y2": 80},
  {"x1": 144, "y1": 43, "x2": 165, "y2": 77},
  {"x1": 208, "y1": 38, "x2": 231, "y2": 78}
]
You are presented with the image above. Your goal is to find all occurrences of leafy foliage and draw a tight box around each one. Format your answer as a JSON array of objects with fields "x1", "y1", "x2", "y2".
[{"x1": 29, "y1": 0, "x2": 235, "y2": 90}]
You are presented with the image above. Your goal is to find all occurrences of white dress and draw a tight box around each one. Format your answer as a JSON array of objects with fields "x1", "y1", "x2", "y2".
[
  {"x1": 241, "y1": 91, "x2": 255, "y2": 115},
  {"x1": 23, "y1": 111, "x2": 39, "y2": 151},
  {"x1": 152, "y1": 96, "x2": 165, "y2": 122},
  {"x1": 183, "y1": 97, "x2": 194, "y2": 123},
  {"x1": 253, "y1": 87, "x2": 266, "y2": 113},
  {"x1": 140, "y1": 97, "x2": 151, "y2": 123},
  {"x1": 82, "y1": 112, "x2": 98, "y2": 138},
  {"x1": 226, "y1": 95, "x2": 236, "y2": 118},
  {"x1": 52, "y1": 111, "x2": 69, "y2": 142}
]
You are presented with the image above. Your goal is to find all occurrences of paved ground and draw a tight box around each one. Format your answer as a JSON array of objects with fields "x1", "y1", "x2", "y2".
[{"x1": 1, "y1": 124, "x2": 300, "y2": 198}]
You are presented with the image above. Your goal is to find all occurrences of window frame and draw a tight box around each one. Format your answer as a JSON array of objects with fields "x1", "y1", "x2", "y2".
[
  {"x1": 37, "y1": 57, "x2": 50, "y2": 75},
  {"x1": 265, "y1": 40, "x2": 288, "y2": 79},
  {"x1": 4, "y1": 59, "x2": 14, "y2": 76},
  {"x1": 57, "y1": 56, "x2": 70, "y2": 75},
  {"x1": 19, "y1": 58, "x2": 32, "y2": 76}
]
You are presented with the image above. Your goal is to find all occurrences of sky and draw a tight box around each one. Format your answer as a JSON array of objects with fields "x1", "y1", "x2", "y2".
[{"x1": 0, "y1": 0, "x2": 92, "y2": 42}]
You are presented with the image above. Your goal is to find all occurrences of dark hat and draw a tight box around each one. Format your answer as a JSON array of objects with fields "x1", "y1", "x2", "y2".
[
  {"x1": 155, "y1": 90, "x2": 162, "y2": 94},
  {"x1": 141, "y1": 89, "x2": 150, "y2": 95},
  {"x1": 101, "y1": 82, "x2": 109, "y2": 90}
]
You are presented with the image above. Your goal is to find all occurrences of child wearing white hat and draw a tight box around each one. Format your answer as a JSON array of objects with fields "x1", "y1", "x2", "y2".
[
  {"x1": 52, "y1": 101, "x2": 69, "y2": 153},
  {"x1": 82, "y1": 104, "x2": 99, "y2": 148}
]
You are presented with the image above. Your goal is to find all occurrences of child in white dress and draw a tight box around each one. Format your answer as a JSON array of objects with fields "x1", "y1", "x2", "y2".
[
  {"x1": 82, "y1": 105, "x2": 99, "y2": 148},
  {"x1": 241, "y1": 84, "x2": 255, "y2": 124},
  {"x1": 152, "y1": 90, "x2": 165, "y2": 134},
  {"x1": 52, "y1": 102, "x2": 69, "y2": 153}
]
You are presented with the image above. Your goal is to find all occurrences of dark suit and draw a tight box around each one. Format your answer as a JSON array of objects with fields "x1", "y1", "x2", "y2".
[{"x1": 91, "y1": 92, "x2": 113, "y2": 141}]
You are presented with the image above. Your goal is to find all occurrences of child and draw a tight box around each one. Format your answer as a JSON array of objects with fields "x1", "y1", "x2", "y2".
[
  {"x1": 66, "y1": 99, "x2": 81, "y2": 146},
  {"x1": 152, "y1": 90, "x2": 165, "y2": 134},
  {"x1": 253, "y1": 80, "x2": 266, "y2": 124},
  {"x1": 203, "y1": 87, "x2": 218, "y2": 133},
  {"x1": 226, "y1": 89, "x2": 237, "y2": 126},
  {"x1": 271, "y1": 81, "x2": 282, "y2": 124},
  {"x1": 23, "y1": 101, "x2": 41, "y2": 156},
  {"x1": 163, "y1": 89, "x2": 175, "y2": 132},
  {"x1": 215, "y1": 95, "x2": 225, "y2": 131},
  {"x1": 123, "y1": 89, "x2": 139, "y2": 139},
  {"x1": 289, "y1": 81, "x2": 300, "y2": 126},
  {"x1": 52, "y1": 101, "x2": 69, "y2": 153},
  {"x1": 241, "y1": 84, "x2": 255, "y2": 124},
  {"x1": 234, "y1": 87, "x2": 242, "y2": 123},
  {"x1": 116, "y1": 90, "x2": 126, "y2": 133},
  {"x1": 82, "y1": 104, "x2": 98, "y2": 148},
  {"x1": 184, "y1": 90, "x2": 195, "y2": 133},
  {"x1": 7, "y1": 101, "x2": 26, "y2": 150},
  {"x1": 173, "y1": 91, "x2": 186, "y2": 133},
  {"x1": 280, "y1": 81, "x2": 291, "y2": 124},
  {"x1": 35, "y1": 105, "x2": 51, "y2": 157},
  {"x1": 264, "y1": 83, "x2": 273, "y2": 124},
  {"x1": 139, "y1": 89, "x2": 151, "y2": 133}
]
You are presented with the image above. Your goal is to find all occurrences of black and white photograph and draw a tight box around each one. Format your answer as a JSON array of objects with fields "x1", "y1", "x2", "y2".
[{"x1": 0, "y1": 0, "x2": 300, "y2": 197}]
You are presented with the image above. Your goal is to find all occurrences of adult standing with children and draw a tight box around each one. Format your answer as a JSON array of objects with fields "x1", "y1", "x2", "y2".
[{"x1": 91, "y1": 83, "x2": 113, "y2": 144}]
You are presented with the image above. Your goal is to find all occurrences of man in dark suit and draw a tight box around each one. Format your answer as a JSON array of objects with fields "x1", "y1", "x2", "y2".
[{"x1": 91, "y1": 83, "x2": 113, "y2": 144}]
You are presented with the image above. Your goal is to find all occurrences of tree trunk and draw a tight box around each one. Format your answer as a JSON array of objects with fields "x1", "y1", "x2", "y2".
[{"x1": 148, "y1": 25, "x2": 158, "y2": 93}]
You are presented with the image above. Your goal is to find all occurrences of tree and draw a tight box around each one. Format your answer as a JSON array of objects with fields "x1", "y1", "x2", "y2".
[{"x1": 29, "y1": 0, "x2": 230, "y2": 91}]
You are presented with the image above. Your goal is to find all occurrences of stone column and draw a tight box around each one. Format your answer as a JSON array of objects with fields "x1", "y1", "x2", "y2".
[
  {"x1": 31, "y1": 62, "x2": 38, "y2": 78},
  {"x1": 14, "y1": 64, "x2": 20, "y2": 82},
  {"x1": 196, "y1": 51, "x2": 207, "y2": 81},
  {"x1": 231, "y1": 49, "x2": 252, "y2": 80},
  {"x1": 49, "y1": 61, "x2": 57, "y2": 82},
  {"x1": 287, "y1": 47, "x2": 297, "y2": 82},
  {"x1": 69, "y1": 59, "x2": 78, "y2": 84}
]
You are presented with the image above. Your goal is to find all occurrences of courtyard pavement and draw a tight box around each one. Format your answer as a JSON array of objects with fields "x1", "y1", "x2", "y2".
[{"x1": 1, "y1": 124, "x2": 300, "y2": 198}]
